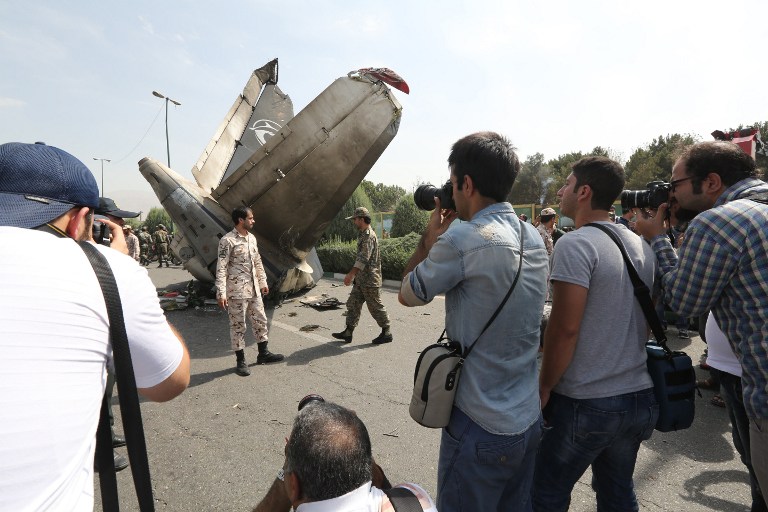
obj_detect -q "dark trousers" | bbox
[712,369,767,512]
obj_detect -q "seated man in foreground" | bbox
[253,400,436,512]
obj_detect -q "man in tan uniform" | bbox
[332,207,393,344]
[216,206,284,376]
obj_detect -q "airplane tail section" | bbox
[192,59,294,194]
[212,73,403,262]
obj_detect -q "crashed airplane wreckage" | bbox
[140,59,407,294]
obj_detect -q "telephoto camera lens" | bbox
[413,180,456,211]
[298,394,325,411]
[620,180,671,211]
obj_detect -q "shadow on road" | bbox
[680,469,750,512]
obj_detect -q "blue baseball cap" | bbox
[0,142,99,228]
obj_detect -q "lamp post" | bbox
[152,90,181,167]
[92,158,111,195]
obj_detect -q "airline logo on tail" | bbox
[249,119,282,145]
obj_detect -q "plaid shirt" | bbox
[651,178,768,419]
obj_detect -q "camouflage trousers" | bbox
[139,244,149,264]
[157,242,169,264]
[227,297,268,351]
[345,283,390,329]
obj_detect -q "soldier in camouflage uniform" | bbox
[216,206,284,376]
[138,226,152,265]
[332,207,393,344]
[153,224,170,267]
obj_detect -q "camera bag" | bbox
[409,219,525,428]
[586,223,696,432]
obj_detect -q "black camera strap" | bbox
[384,487,424,512]
[79,242,155,511]
[440,218,525,360]
[584,223,671,355]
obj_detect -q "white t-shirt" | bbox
[295,481,437,512]
[0,227,184,511]
[705,312,741,377]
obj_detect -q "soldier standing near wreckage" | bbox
[333,207,393,344]
[216,206,283,376]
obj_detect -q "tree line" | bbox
[509,121,768,207]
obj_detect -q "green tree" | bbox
[390,192,430,238]
[624,134,698,190]
[361,180,407,212]
[508,153,557,206]
[124,218,143,230]
[144,207,174,233]
[323,185,374,242]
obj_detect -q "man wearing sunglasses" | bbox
[635,140,768,505]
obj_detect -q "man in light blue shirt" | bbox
[399,131,549,512]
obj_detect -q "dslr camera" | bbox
[413,180,456,211]
[621,180,671,210]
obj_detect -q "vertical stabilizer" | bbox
[224,83,293,183]
[191,59,287,194]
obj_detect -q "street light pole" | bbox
[152,90,181,168]
[92,158,111,195]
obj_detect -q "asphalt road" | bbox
[97,266,753,511]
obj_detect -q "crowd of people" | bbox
[1,132,767,511]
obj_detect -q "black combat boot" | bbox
[372,327,393,345]
[332,326,354,343]
[256,342,284,364]
[235,349,250,376]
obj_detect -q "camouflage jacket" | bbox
[154,229,169,245]
[138,231,152,247]
[126,233,140,261]
[353,226,382,287]
[536,223,553,256]
[215,228,268,299]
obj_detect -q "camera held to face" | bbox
[621,180,671,211]
[413,180,456,211]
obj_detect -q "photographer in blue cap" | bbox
[0,142,190,510]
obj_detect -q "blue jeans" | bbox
[438,406,541,512]
[533,389,658,512]
[713,369,768,512]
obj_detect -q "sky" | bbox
[2,0,766,216]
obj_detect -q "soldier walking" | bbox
[138,226,152,265]
[154,223,170,267]
[333,207,393,344]
[216,206,283,376]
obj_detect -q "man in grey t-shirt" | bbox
[533,156,659,512]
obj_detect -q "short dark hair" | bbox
[571,156,625,211]
[231,206,251,225]
[361,216,371,225]
[285,401,372,502]
[448,132,520,201]
[679,141,758,191]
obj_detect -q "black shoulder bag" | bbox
[409,219,525,428]
[79,242,156,511]
[586,223,696,432]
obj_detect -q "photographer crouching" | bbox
[253,397,436,512]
